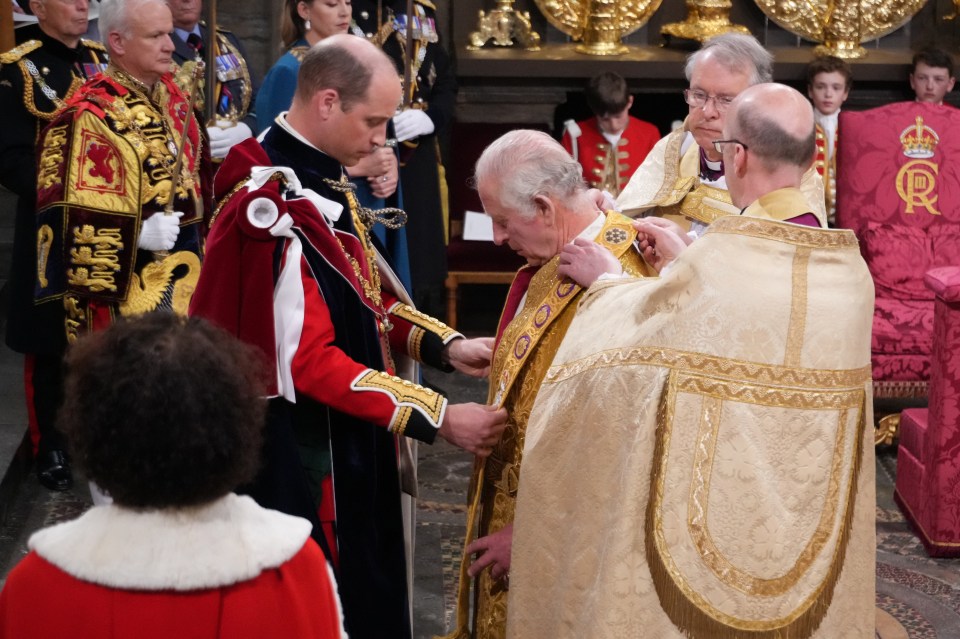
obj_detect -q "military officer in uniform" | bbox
[168,0,258,160]
[0,0,108,491]
[354,0,456,320]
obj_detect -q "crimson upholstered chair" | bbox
[837,102,960,443]
[444,123,532,329]
[895,266,960,557]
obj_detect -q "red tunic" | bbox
[562,116,660,196]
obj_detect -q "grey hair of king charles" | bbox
[474,129,586,219]
[100,0,163,39]
[685,33,774,86]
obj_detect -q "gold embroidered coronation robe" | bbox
[616,127,827,232]
[508,215,876,639]
[444,212,652,639]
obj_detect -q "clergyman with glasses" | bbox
[616,33,827,239]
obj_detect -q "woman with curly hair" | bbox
[0,313,346,638]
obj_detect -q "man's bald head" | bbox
[295,33,398,111]
[727,83,815,172]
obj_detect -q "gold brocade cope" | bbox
[752,0,927,59]
[506,216,877,639]
[617,129,828,229]
[532,0,663,55]
[440,211,651,639]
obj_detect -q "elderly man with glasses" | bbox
[616,33,826,239]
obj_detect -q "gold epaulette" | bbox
[197,20,232,35]
[289,46,309,62]
[0,40,42,65]
[80,38,106,52]
[415,0,437,9]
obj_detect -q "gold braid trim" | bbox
[0,40,41,64]
[545,346,872,389]
[351,369,445,429]
[389,302,459,344]
[707,216,859,249]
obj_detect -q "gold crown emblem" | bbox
[900,116,939,159]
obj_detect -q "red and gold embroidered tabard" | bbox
[34,67,211,342]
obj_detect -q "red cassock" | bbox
[561,116,660,196]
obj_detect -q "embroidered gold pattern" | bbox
[98,66,201,206]
[545,345,872,388]
[37,124,68,189]
[408,326,426,361]
[785,246,811,367]
[352,370,444,428]
[393,406,412,438]
[707,215,859,249]
[66,226,124,293]
[390,302,458,343]
[63,294,84,344]
[491,212,647,407]
[118,250,201,316]
[37,225,53,288]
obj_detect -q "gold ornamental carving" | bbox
[533,0,664,55]
[753,0,928,59]
[468,0,542,50]
[660,0,750,43]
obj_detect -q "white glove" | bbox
[206,120,252,159]
[393,109,435,142]
[138,211,183,251]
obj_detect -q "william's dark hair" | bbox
[585,72,630,116]
[735,104,815,171]
[296,40,371,110]
[60,313,268,508]
[806,56,852,89]
[912,47,955,77]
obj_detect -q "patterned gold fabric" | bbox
[507,216,876,639]
[443,212,651,639]
[616,127,828,230]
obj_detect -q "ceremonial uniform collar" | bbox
[269,115,344,179]
[105,63,160,101]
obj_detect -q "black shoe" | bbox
[37,450,73,491]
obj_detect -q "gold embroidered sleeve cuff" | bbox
[388,302,463,371]
[351,370,446,443]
